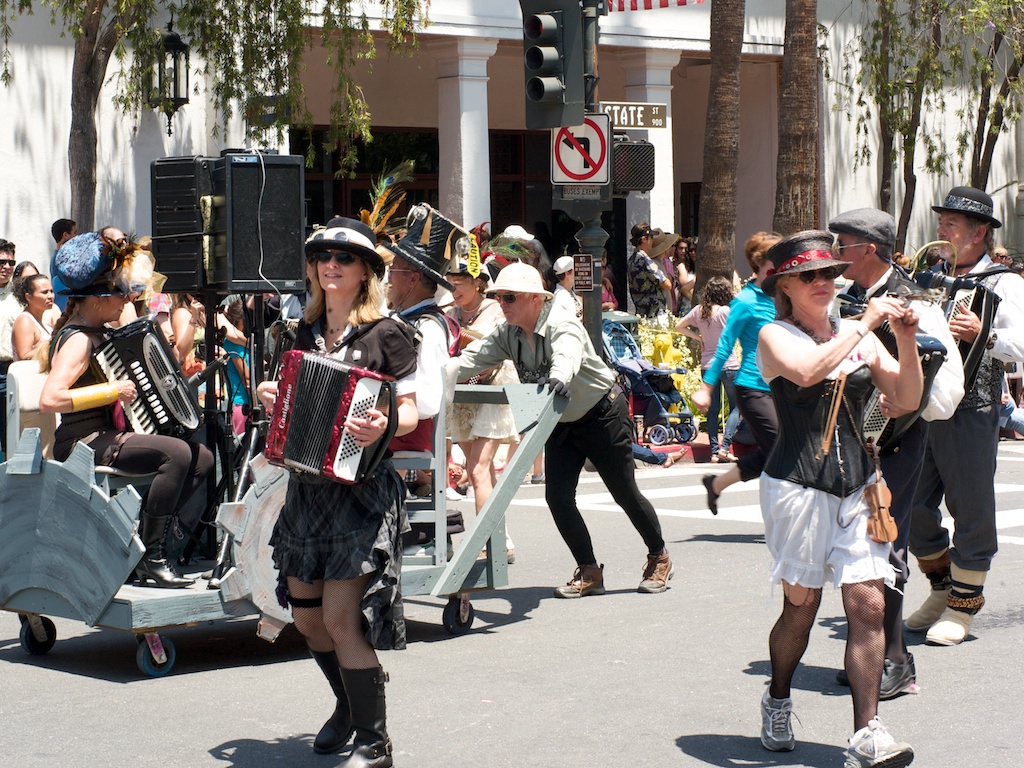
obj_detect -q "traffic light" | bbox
[519,1,585,130]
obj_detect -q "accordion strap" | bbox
[313,317,389,356]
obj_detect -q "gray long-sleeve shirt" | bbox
[457,301,614,423]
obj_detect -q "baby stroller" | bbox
[602,320,698,445]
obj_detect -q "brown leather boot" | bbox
[553,563,605,598]
[638,552,674,593]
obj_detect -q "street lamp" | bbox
[149,20,190,136]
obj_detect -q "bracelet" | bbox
[853,322,869,340]
[70,382,120,412]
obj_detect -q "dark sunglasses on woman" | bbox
[308,250,357,265]
[798,267,840,283]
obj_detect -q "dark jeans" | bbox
[734,385,778,482]
[0,369,7,457]
[706,367,740,454]
[546,392,665,566]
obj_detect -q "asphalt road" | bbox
[3,442,1024,767]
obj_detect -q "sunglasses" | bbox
[308,250,357,265]
[494,293,519,305]
[797,267,841,283]
[0,259,15,267]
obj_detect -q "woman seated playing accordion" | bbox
[256,218,419,768]
[40,228,214,589]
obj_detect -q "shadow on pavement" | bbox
[741,661,851,698]
[0,615,310,682]
[675,733,846,767]
[210,735,320,767]
[677,532,766,546]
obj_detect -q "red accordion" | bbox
[265,350,398,484]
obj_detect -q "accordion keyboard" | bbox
[94,320,201,436]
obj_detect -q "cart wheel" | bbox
[677,422,698,444]
[136,636,176,677]
[647,424,671,446]
[442,596,475,635]
[19,616,57,656]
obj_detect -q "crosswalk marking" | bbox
[512,473,1024,545]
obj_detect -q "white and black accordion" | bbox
[861,331,947,453]
[943,281,1000,391]
[94,317,201,437]
[915,269,1002,391]
[265,350,398,484]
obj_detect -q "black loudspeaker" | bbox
[208,152,306,292]
[613,140,656,196]
[150,156,213,293]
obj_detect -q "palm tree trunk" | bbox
[696,0,746,292]
[773,0,819,234]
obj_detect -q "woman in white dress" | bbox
[447,256,520,559]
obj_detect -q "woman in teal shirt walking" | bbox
[691,231,781,514]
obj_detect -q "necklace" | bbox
[787,315,836,345]
[458,297,486,327]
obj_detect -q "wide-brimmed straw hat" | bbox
[761,230,850,297]
[649,231,678,259]
[485,262,552,299]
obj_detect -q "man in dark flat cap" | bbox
[905,187,1024,646]
[829,208,964,696]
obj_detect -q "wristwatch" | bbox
[986,331,998,350]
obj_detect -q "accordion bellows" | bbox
[266,350,398,484]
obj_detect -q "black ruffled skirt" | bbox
[270,461,409,650]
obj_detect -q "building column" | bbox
[618,50,682,234]
[431,38,499,229]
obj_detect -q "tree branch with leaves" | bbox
[1,0,426,229]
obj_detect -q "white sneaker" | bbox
[843,717,914,768]
[759,689,795,752]
[445,487,465,502]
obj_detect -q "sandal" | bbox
[702,474,720,516]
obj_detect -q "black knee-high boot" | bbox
[336,667,393,768]
[310,650,355,754]
[135,512,194,588]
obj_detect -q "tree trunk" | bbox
[68,1,135,231]
[895,1,941,254]
[876,3,894,213]
[695,0,746,293]
[772,0,819,234]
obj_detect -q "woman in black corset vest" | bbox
[753,231,922,768]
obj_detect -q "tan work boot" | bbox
[927,564,986,646]
[637,552,674,593]
[554,563,606,598]
[905,550,951,632]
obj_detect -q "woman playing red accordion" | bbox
[257,218,418,768]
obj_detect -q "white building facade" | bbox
[1,1,1021,273]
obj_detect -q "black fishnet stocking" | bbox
[288,575,379,669]
[842,579,886,730]
[768,587,822,699]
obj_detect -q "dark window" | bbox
[290,128,440,230]
[678,181,701,237]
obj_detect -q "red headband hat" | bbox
[761,230,850,297]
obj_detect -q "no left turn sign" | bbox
[551,114,611,185]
